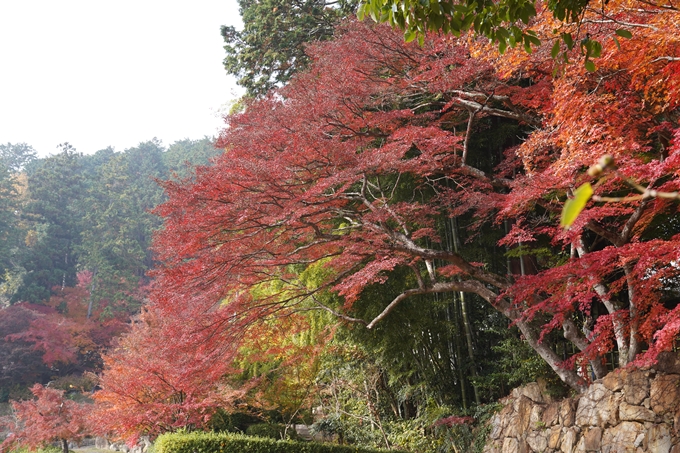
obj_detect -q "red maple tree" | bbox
[5,281,129,376]
[148,6,679,394]
[1,384,88,453]
[90,306,245,443]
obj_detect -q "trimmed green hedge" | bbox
[155,431,392,453]
[245,423,299,441]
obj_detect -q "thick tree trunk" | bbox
[515,318,587,393]
[494,289,588,393]
[594,284,629,367]
[576,239,630,368]
[61,438,69,453]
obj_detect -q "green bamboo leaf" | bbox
[561,183,593,228]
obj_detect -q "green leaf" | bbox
[527,34,541,46]
[590,40,602,58]
[430,12,444,30]
[519,7,531,24]
[497,27,510,40]
[585,60,596,72]
[404,28,417,42]
[560,183,593,228]
[511,25,523,39]
[562,32,574,50]
[357,3,366,20]
[395,12,406,28]
[525,3,537,18]
[461,13,475,30]
[499,38,508,54]
[473,15,482,30]
[615,29,633,39]
[613,36,621,49]
[551,40,561,58]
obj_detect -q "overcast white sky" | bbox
[0,1,243,157]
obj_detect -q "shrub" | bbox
[155,431,392,453]
[245,423,298,441]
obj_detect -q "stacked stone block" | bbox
[484,353,680,453]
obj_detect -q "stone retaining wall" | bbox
[484,353,680,453]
